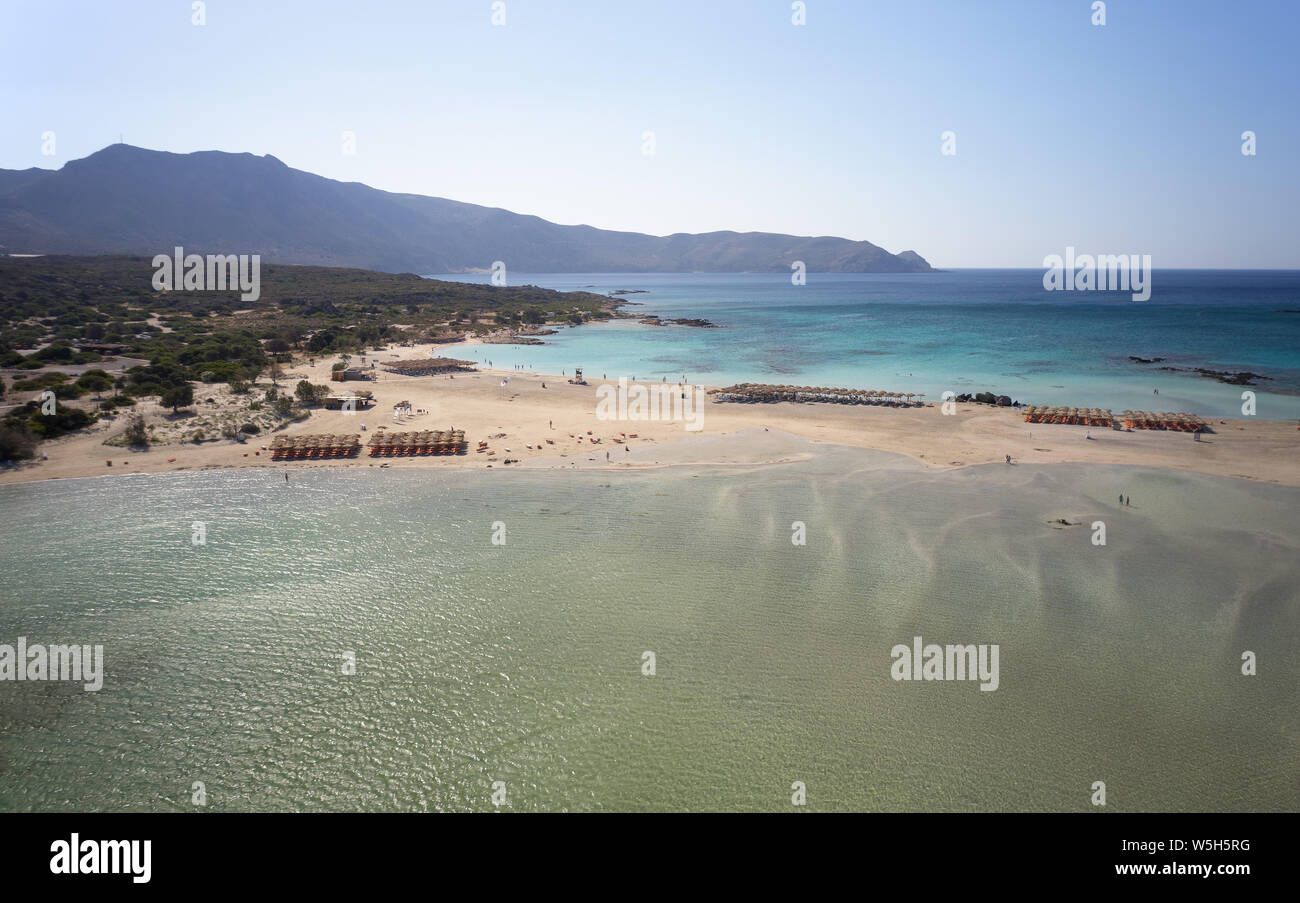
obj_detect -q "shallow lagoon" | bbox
[1,448,1296,811]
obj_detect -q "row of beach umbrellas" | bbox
[1021,406,1113,425]
[269,434,362,459]
[1119,411,1208,431]
[366,429,467,455]
[708,384,925,405]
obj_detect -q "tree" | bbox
[295,380,327,406]
[161,384,194,413]
[307,330,335,353]
[0,424,36,461]
[123,413,149,447]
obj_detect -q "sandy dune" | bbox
[5,344,1298,487]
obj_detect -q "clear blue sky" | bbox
[2,0,1297,267]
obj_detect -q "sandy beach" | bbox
[4,341,1298,487]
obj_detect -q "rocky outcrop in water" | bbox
[1192,368,1270,386]
[638,315,718,328]
[1130,355,1271,387]
[482,334,545,345]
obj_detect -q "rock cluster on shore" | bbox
[954,392,1020,407]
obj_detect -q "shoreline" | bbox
[4,341,1299,489]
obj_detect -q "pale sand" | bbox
[4,342,1299,487]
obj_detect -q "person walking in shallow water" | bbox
[285,473,289,483]
[1005,454,1011,465]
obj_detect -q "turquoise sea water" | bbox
[1,452,1296,812]
[434,270,1300,420]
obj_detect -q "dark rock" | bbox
[1193,368,1270,386]
[1141,361,1271,387]
[640,316,718,328]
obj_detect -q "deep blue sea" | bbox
[432,270,1300,420]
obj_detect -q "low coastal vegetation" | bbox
[0,255,620,459]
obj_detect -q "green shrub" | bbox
[17,402,95,439]
[122,413,149,447]
[11,372,70,391]
[76,369,115,394]
[0,424,37,461]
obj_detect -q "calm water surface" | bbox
[1,451,1295,811]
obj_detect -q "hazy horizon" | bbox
[3,0,1298,269]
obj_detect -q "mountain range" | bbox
[0,144,932,275]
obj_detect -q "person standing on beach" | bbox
[1118,493,1123,505]
[1125,496,1130,506]
[1005,454,1011,464]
